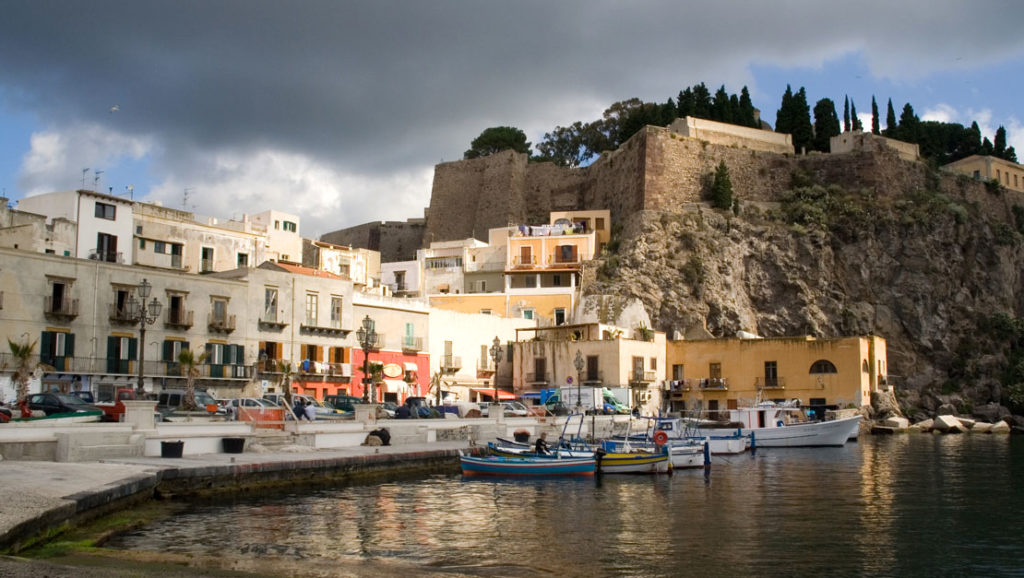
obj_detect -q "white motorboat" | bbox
[719,402,862,448]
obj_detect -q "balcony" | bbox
[259,314,288,331]
[88,249,123,264]
[510,255,538,269]
[44,297,79,320]
[631,370,658,384]
[755,376,786,390]
[165,309,194,329]
[478,358,496,372]
[108,303,136,324]
[328,363,352,378]
[440,355,462,373]
[200,258,214,273]
[299,320,348,336]
[583,371,604,386]
[402,336,423,351]
[208,313,236,333]
[699,378,729,390]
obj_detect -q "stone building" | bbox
[942,154,1024,193]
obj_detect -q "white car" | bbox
[481,401,530,417]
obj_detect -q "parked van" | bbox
[323,394,363,413]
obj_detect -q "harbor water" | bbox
[107,435,1024,577]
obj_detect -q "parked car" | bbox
[293,394,347,416]
[27,392,101,416]
[324,394,363,413]
[380,401,398,418]
[156,389,226,415]
[70,390,96,403]
[480,401,531,417]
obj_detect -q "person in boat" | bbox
[534,432,551,455]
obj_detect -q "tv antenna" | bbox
[81,168,90,189]
[183,187,195,211]
[126,184,134,200]
[93,170,104,190]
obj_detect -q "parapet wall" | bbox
[668,116,793,154]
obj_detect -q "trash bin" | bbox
[161,440,184,458]
[222,437,245,454]
[513,430,530,443]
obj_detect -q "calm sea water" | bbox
[108,435,1024,577]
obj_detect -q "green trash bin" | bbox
[161,440,184,458]
[222,437,245,454]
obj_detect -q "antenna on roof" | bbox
[183,187,194,211]
[126,184,134,200]
[93,170,104,190]
[81,168,90,189]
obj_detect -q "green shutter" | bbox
[128,338,138,361]
[163,340,173,361]
[106,336,119,373]
[40,331,53,364]
[65,333,74,357]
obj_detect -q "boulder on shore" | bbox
[883,417,909,429]
[972,422,993,434]
[990,421,1011,434]
[932,414,967,433]
[915,418,934,431]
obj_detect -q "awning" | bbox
[403,362,418,371]
[383,379,407,393]
[470,387,516,400]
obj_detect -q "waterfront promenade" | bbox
[0,440,475,555]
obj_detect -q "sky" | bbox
[1,1,1023,238]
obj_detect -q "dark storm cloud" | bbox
[2,0,1023,229]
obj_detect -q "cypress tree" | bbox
[677,88,694,118]
[692,83,711,119]
[739,86,757,127]
[851,100,862,131]
[898,103,919,142]
[812,98,841,152]
[791,87,814,154]
[995,126,1008,159]
[871,96,880,134]
[775,85,794,136]
[885,99,897,136]
[710,161,733,210]
[843,96,851,132]
[712,85,731,122]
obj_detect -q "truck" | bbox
[95,387,137,422]
[541,387,630,415]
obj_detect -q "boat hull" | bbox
[489,442,670,473]
[741,415,862,447]
[460,453,595,477]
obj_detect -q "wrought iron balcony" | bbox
[402,336,423,351]
[165,309,194,329]
[208,313,236,333]
[699,378,729,390]
[109,303,136,323]
[526,372,550,384]
[44,297,79,319]
[755,376,786,389]
[440,355,462,373]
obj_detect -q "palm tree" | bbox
[6,338,46,404]
[178,349,208,411]
[368,361,384,403]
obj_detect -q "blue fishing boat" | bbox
[459,451,596,477]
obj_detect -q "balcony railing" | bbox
[88,249,123,263]
[208,313,236,332]
[0,352,250,379]
[477,358,496,372]
[755,376,786,389]
[583,371,604,385]
[549,254,582,266]
[108,303,135,323]
[165,309,194,329]
[200,258,214,273]
[511,255,537,268]
[699,378,729,390]
[402,336,423,351]
[526,372,550,384]
[440,355,462,373]
[631,370,658,383]
[44,297,79,319]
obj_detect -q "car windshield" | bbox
[194,392,217,405]
[53,393,89,405]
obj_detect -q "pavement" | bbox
[0,440,476,554]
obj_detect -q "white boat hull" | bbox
[741,415,862,447]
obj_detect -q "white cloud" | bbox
[921,104,958,123]
[18,124,152,195]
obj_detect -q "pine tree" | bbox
[677,88,694,118]
[871,96,880,134]
[843,96,851,132]
[710,161,733,210]
[995,126,1008,158]
[775,85,794,136]
[897,103,919,142]
[885,99,896,136]
[812,98,841,152]
[692,83,711,119]
[712,85,731,122]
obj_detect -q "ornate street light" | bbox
[129,279,162,394]
[573,349,584,413]
[356,315,377,403]
[489,336,503,403]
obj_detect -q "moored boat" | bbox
[704,402,862,447]
[488,441,671,474]
[459,451,596,477]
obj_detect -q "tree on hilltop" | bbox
[843,96,851,132]
[710,161,733,210]
[871,96,880,135]
[885,99,896,136]
[464,126,532,159]
[851,100,863,131]
[813,98,841,152]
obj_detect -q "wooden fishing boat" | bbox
[488,441,671,474]
[459,451,596,477]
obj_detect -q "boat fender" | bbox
[653,431,669,446]
[777,420,785,427]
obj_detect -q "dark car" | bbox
[27,392,101,416]
[71,390,96,403]
[324,394,363,413]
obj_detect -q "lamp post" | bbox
[489,336,503,403]
[573,349,584,414]
[356,315,377,403]
[129,279,162,394]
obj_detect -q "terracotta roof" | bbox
[271,261,347,280]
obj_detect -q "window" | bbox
[554,308,566,325]
[212,298,228,323]
[586,355,599,382]
[809,359,838,374]
[523,308,534,320]
[95,202,116,220]
[394,271,406,291]
[557,245,577,263]
[672,364,684,380]
[305,293,318,326]
[764,361,778,387]
[553,274,562,287]
[162,340,187,362]
[237,253,249,267]
[533,358,547,381]
[96,232,117,262]
[263,288,278,322]
[106,336,136,373]
[709,363,722,379]
[331,296,343,328]
[136,225,143,234]
[525,276,537,288]
[274,220,280,229]
[650,357,657,370]
[632,356,645,380]
[480,309,492,315]
[283,221,297,232]
[595,217,605,231]
[973,170,981,179]
[40,331,74,370]
[479,280,486,292]
[139,238,146,249]
[152,241,166,254]
[519,246,532,265]
[201,247,214,272]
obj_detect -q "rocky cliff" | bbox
[585,176,1024,420]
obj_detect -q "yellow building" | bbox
[666,335,887,415]
[943,155,1024,193]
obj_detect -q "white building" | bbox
[17,190,135,264]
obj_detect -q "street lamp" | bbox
[573,349,584,413]
[489,336,503,403]
[129,279,162,394]
[356,315,377,403]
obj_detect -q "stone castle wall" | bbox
[424,126,1021,246]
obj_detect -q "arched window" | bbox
[809,359,837,374]
[862,360,870,373]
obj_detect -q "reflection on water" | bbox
[108,436,1024,577]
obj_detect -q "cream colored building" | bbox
[303,239,380,290]
[942,155,1024,193]
[133,202,269,273]
[16,190,135,264]
[0,198,76,256]
[250,209,303,264]
[665,335,887,415]
[669,116,793,154]
[830,131,920,162]
[510,322,666,414]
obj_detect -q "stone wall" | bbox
[321,219,425,263]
